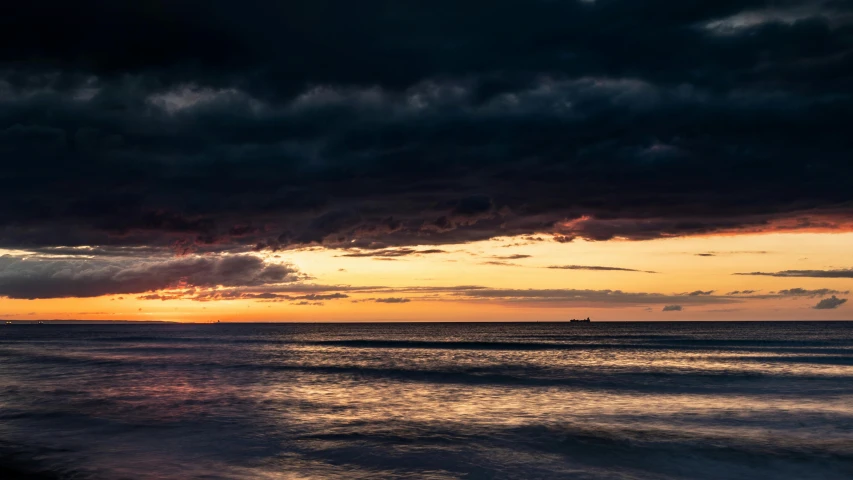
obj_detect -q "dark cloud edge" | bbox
[734,268,853,278]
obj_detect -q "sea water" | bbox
[1,322,852,479]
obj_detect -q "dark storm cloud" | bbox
[22,246,177,258]
[1,0,852,259]
[813,296,848,309]
[547,265,657,273]
[735,269,853,278]
[662,305,684,312]
[0,254,300,299]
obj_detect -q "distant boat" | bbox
[569,317,591,323]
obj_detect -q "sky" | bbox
[1,0,852,321]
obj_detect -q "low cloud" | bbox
[450,288,729,306]
[735,269,853,278]
[0,254,300,299]
[375,297,411,304]
[724,288,848,299]
[86,279,853,311]
[696,251,768,257]
[546,265,657,273]
[776,288,849,297]
[340,248,446,258]
[491,254,532,260]
[813,296,848,310]
[251,293,349,303]
[164,290,351,303]
[662,305,683,312]
[351,297,412,304]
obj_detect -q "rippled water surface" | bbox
[1,322,852,479]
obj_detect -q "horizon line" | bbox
[3,319,853,324]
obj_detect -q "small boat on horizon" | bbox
[569,317,591,323]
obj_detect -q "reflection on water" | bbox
[1,322,852,479]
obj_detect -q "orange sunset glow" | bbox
[4,232,851,322]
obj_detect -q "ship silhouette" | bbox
[569,317,591,323]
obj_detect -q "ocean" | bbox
[1,322,852,479]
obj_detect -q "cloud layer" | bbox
[0,254,299,299]
[2,1,853,305]
[0,0,851,255]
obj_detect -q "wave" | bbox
[287,421,853,480]
[304,339,606,350]
[0,442,76,480]
[5,355,850,397]
[0,458,62,480]
[301,339,853,356]
[3,323,853,479]
[647,338,853,347]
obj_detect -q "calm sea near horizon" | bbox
[1,322,852,479]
